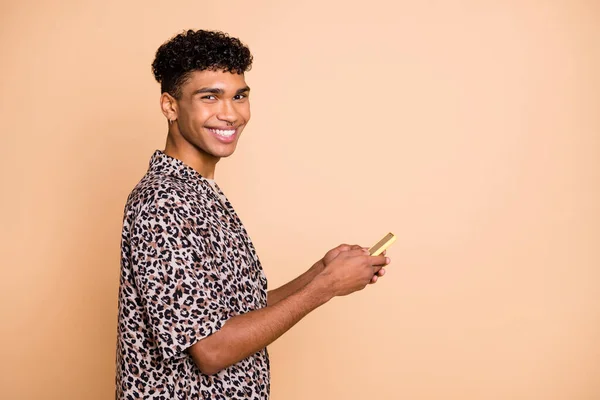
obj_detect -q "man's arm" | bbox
[266,260,324,306]
[190,273,330,375]
[187,249,389,375]
[266,244,368,306]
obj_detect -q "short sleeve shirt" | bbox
[116,150,270,399]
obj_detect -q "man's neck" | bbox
[164,134,219,179]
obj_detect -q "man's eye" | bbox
[234,94,247,100]
[202,95,216,100]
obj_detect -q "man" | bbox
[116,29,390,399]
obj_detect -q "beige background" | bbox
[1,1,599,399]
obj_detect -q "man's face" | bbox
[174,70,250,159]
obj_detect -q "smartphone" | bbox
[368,232,397,256]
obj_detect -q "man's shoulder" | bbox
[125,173,201,216]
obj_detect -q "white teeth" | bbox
[211,128,235,137]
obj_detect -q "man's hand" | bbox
[319,244,387,284]
[268,243,387,307]
[316,248,390,298]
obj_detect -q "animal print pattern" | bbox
[116,150,270,399]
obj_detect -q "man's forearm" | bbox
[266,260,324,306]
[188,275,332,375]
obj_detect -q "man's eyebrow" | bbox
[192,86,251,96]
[192,87,224,96]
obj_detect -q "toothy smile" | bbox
[208,128,236,137]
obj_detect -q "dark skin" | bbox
[160,69,389,375]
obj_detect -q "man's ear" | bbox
[160,92,178,122]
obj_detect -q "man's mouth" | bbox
[207,127,236,138]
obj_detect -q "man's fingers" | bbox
[371,265,383,274]
[369,255,389,266]
[338,249,390,263]
[335,244,351,252]
[370,268,386,284]
[335,244,362,253]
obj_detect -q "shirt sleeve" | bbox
[129,189,233,361]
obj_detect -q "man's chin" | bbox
[211,145,237,159]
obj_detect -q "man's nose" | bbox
[217,100,237,124]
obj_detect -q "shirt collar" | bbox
[147,150,211,187]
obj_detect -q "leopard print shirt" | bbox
[116,150,270,399]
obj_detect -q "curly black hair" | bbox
[151,29,253,98]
